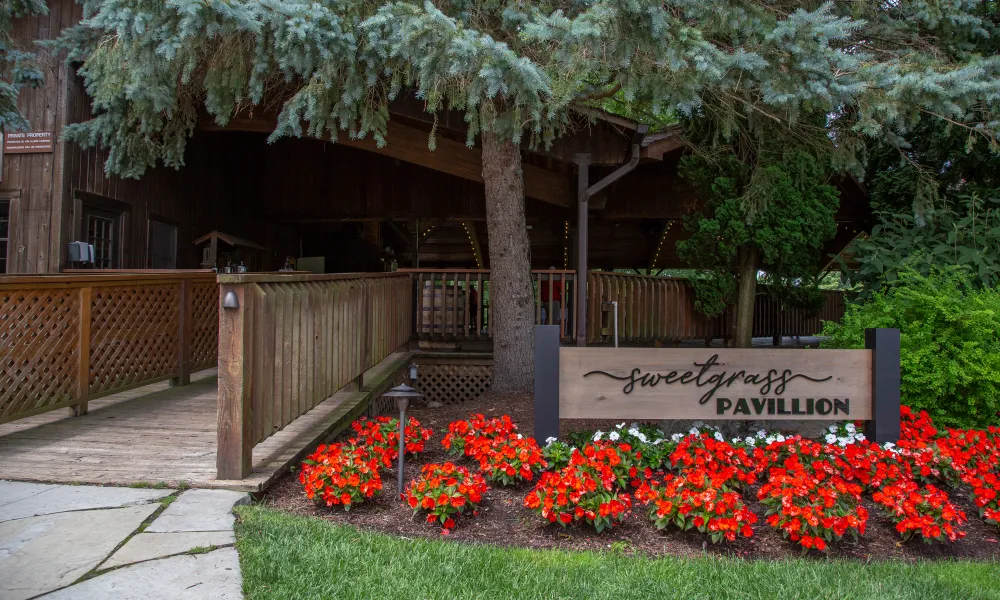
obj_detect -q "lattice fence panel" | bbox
[415,363,492,405]
[0,289,80,419]
[189,282,219,371]
[90,285,180,395]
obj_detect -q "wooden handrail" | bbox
[216,272,412,480]
[217,272,407,284]
[0,272,216,289]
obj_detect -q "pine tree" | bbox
[0,0,47,131]
[53,1,1000,383]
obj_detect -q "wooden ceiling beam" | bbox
[198,114,572,208]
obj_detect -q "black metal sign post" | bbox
[533,325,901,443]
[534,325,561,443]
[864,327,901,443]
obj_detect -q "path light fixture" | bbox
[382,384,424,498]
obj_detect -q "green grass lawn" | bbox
[235,505,1000,600]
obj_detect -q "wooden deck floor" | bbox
[0,354,407,491]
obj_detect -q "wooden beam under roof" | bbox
[198,114,572,208]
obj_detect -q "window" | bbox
[148,218,178,269]
[82,206,122,268]
[0,200,8,273]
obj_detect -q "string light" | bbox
[463,222,483,269]
[562,220,570,269]
[650,220,674,271]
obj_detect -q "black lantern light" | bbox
[381,384,424,497]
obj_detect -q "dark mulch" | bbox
[262,392,1000,562]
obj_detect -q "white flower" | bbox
[689,427,700,435]
[609,431,621,441]
[845,423,856,433]
[757,430,767,439]
[617,422,626,429]
[713,432,724,442]
[593,431,603,442]
[545,436,558,446]
[516,433,523,439]
[671,433,684,443]
[628,428,640,436]
[636,433,648,443]
[825,434,837,444]
[854,433,866,442]
[776,434,786,443]
[732,438,741,445]
[837,437,850,446]
[745,437,755,445]
[765,437,776,445]
[828,425,838,433]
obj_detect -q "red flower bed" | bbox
[475,435,548,485]
[572,442,641,490]
[871,480,967,542]
[669,434,761,486]
[349,415,432,467]
[524,465,632,532]
[635,468,757,543]
[405,462,488,534]
[299,443,382,510]
[441,414,517,459]
[757,449,868,552]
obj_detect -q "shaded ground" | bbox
[262,392,1000,562]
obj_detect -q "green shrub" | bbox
[821,267,1000,428]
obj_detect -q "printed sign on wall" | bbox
[4,131,55,154]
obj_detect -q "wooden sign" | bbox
[534,327,902,443]
[559,348,872,420]
[4,131,55,154]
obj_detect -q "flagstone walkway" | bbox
[0,481,247,599]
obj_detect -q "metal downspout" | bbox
[575,124,649,346]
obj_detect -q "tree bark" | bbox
[481,131,534,392]
[733,246,760,348]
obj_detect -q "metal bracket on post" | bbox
[864,328,901,443]
[534,325,561,443]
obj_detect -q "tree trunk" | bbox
[733,246,760,348]
[481,131,534,392]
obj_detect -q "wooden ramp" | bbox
[0,351,409,492]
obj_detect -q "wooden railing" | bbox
[399,269,579,344]
[0,272,219,424]
[216,272,412,479]
[587,272,727,343]
[587,272,844,345]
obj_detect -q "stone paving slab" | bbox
[0,503,160,600]
[102,531,236,569]
[145,489,249,533]
[43,547,243,600]
[0,481,58,507]
[0,481,173,523]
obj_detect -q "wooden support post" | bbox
[575,154,590,346]
[73,286,91,417]
[217,283,254,480]
[171,279,192,386]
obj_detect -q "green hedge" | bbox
[822,268,1000,428]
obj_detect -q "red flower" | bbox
[406,463,488,534]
